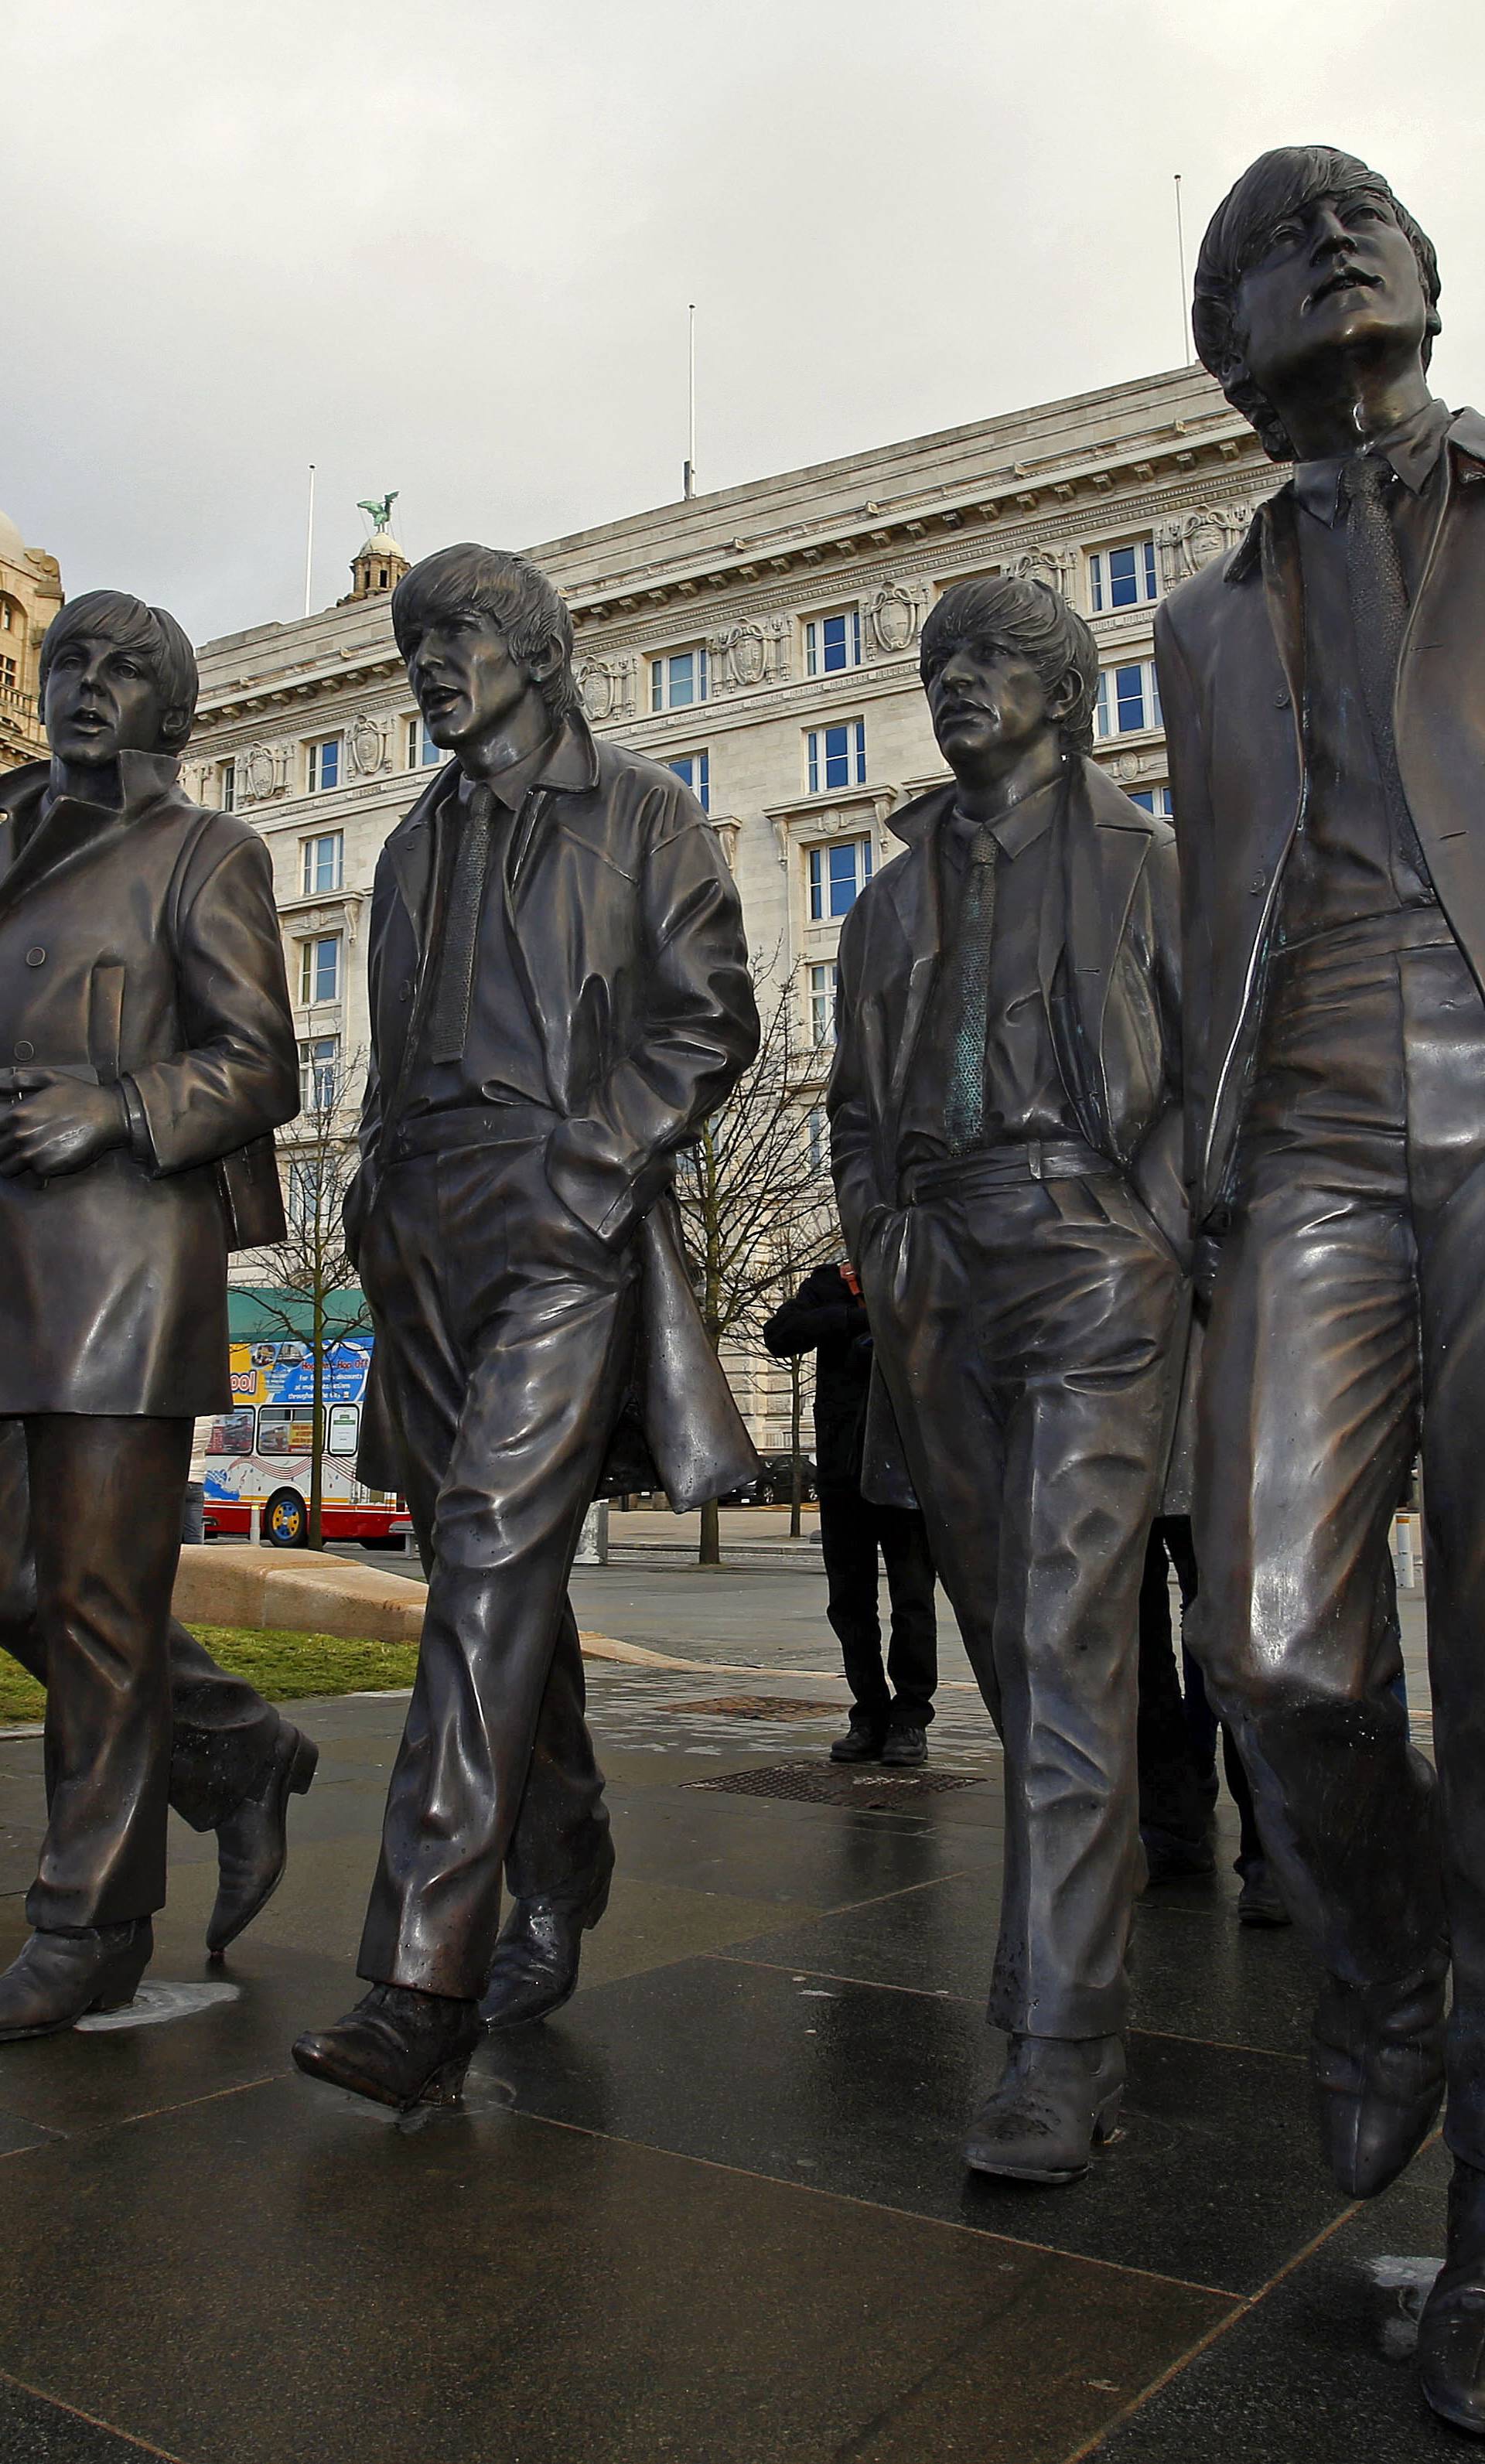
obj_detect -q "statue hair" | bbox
[921,575,1098,756]
[39,591,199,755]
[1193,145,1442,462]
[391,544,579,723]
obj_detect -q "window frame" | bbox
[298,1035,340,1114]
[807,835,874,923]
[808,961,839,1048]
[806,718,867,796]
[1095,661,1162,739]
[1088,538,1160,614]
[300,830,343,896]
[306,734,343,795]
[299,932,342,1008]
[650,643,709,713]
[406,715,442,770]
[666,749,710,813]
[803,606,863,677]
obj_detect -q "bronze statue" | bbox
[0,591,301,2039]
[828,575,1185,2182]
[1162,142,1485,2435]
[292,546,759,2111]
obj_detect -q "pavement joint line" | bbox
[500,2106,1249,2301]
[0,2367,186,2461]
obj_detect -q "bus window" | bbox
[328,1404,360,1455]
[258,1406,314,1459]
[207,1406,257,1457]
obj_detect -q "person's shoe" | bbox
[207,1720,319,1957]
[964,2033,1125,2184]
[0,1920,153,2043]
[292,1984,481,2112]
[880,1723,928,1769]
[1236,1858,1292,1929]
[830,1718,886,1764]
[480,1834,616,2031]
[1312,1951,1448,2197]
[1141,1824,1217,1883]
[1419,2159,1485,2435]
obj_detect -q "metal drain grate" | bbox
[661,1695,835,1720]
[686,1759,986,1807]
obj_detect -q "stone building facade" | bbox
[0,507,63,773]
[188,365,1277,1447]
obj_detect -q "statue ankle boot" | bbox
[481,1833,616,2031]
[0,1919,153,2043]
[292,1984,482,2112]
[964,2032,1125,2184]
[1419,2159,1485,2435]
[1312,1948,1448,2198]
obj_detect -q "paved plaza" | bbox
[0,1543,1448,2463]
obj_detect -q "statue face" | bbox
[925,635,1055,775]
[43,631,166,768]
[405,607,545,753]
[1232,189,1430,412]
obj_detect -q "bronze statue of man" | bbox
[293,546,759,2111]
[0,590,301,2039]
[829,575,1185,2182]
[1160,144,1485,2432]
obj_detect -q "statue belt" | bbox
[903,1137,1113,1205]
[385,1100,556,1163]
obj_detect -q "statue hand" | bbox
[0,1072,128,1178]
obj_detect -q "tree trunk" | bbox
[698,1494,721,1568]
[309,1291,324,1551]
[789,1359,804,1538]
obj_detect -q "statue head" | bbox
[38,590,198,768]
[1193,145,1441,462]
[391,544,578,759]
[920,575,1098,778]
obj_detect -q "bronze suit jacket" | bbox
[1155,405,1485,1230]
[351,715,761,1513]
[0,753,299,1415]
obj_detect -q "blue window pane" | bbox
[821,613,848,672]
[1128,790,1154,811]
[1142,538,1158,599]
[824,725,849,790]
[854,721,866,783]
[1108,545,1138,609]
[667,752,709,813]
[669,651,695,708]
[1115,667,1146,731]
[322,739,340,790]
[808,845,824,919]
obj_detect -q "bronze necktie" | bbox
[944,825,999,1157]
[427,783,495,1064]
[1343,453,1431,889]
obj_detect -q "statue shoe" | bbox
[0,1919,153,2043]
[480,1834,616,2032]
[1312,1951,1447,2198]
[207,1720,319,1957]
[964,2032,1125,2184]
[1420,2160,1485,2435]
[292,1985,482,2112]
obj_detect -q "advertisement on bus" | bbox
[194,1332,406,1548]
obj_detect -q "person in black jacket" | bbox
[764,1259,937,1765]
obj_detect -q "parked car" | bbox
[721,1452,818,1507]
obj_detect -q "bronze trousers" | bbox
[1193,917,1485,2159]
[356,1133,635,1999]
[862,1169,1181,2037]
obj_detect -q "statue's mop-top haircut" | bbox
[39,591,199,755]
[1193,145,1442,464]
[922,575,1100,757]
[392,544,579,723]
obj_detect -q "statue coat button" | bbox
[1274,691,1291,708]
[14,1042,33,1060]
[24,947,44,967]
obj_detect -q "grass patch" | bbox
[0,1623,421,1726]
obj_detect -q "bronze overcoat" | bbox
[0,753,299,1415]
[350,716,761,1511]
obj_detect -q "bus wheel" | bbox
[265,1488,309,1549]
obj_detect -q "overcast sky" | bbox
[2,0,1480,644]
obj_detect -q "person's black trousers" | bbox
[356,1128,633,2000]
[863,1167,1181,2039]
[22,1414,195,1931]
[0,1419,282,1835]
[817,1478,937,1729]
[1136,1515,1263,1870]
[1193,917,1485,2159]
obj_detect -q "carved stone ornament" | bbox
[715,622,767,690]
[869,583,918,654]
[1009,549,1067,598]
[1111,752,1145,783]
[243,745,278,804]
[349,713,384,777]
[579,660,616,722]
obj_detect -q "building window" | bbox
[299,1036,340,1114]
[807,720,866,795]
[301,830,343,896]
[808,836,873,922]
[219,760,236,814]
[299,933,341,1007]
[1089,539,1159,613]
[1127,785,1173,817]
[667,750,710,813]
[809,961,839,1047]
[286,1155,329,1227]
[306,735,342,794]
[804,609,862,676]
[0,654,15,691]
[650,645,708,712]
[406,716,442,769]
[1096,663,1162,739]
[0,601,12,630]
[807,1106,828,1175]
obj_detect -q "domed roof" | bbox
[0,507,28,570]
[362,527,405,558]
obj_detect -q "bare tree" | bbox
[674,960,841,1565]
[248,1046,371,1549]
